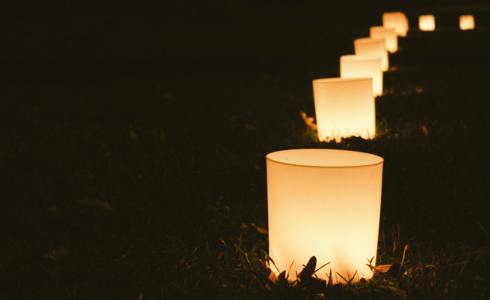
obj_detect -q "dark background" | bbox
[7,0,490,80]
[2,0,490,299]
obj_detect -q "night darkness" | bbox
[2,1,490,299]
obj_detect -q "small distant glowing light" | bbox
[312,77,375,142]
[266,148,384,283]
[340,55,383,97]
[354,38,389,71]
[370,26,398,53]
[419,15,436,31]
[382,12,409,37]
[459,15,475,31]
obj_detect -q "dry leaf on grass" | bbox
[300,111,317,131]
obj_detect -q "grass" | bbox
[2,1,490,299]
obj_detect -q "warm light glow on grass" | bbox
[267,149,384,283]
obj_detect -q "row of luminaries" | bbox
[420,14,475,31]
[316,12,475,142]
[265,12,475,284]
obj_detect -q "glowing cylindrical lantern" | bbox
[267,148,384,283]
[340,55,383,97]
[370,26,398,53]
[382,12,409,37]
[354,38,389,71]
[312,78,375,142]
[459,15,475,31]
[419,15,436,31]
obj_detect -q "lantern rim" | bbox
[383,11,404,15]
[312,77,372,84]
[266,149,383,168]
[370,26,396,33]
[340,54,382,62]
[354,37,385,45]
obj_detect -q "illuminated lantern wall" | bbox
[354,38,389,71]
[370,26,398,53]
[460,15,475,31]
[312,78,375,142]
[382,12,409,37]
[267,149,384,283]
[340,55,383,97]
[419,15,436,31]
